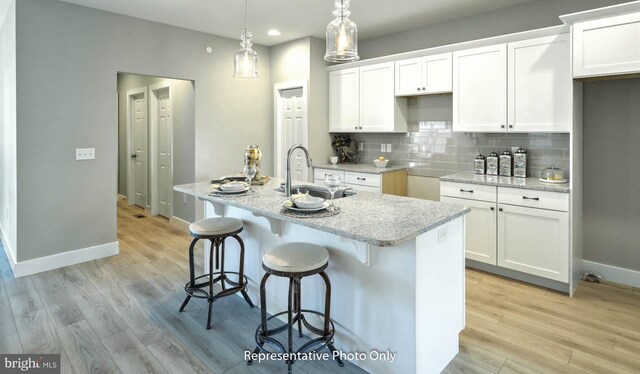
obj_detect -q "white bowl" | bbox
[293,195,325,209]
[219,182,248,191]
[373,159,389,168]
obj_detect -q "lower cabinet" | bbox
[315,168,407,196]
[497,204,569,282]
[441,196,497,265]
[441,181,569,283]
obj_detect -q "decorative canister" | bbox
[513,148,527,178]
[499,150,513,177]
[487,152,499,176]
[244,145,262,179]
[474,154,486,175]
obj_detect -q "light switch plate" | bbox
[76,148,95,160]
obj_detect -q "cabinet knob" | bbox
[501,125,505,129]
[422,87,426,90]
[509,125,514,129]
[417,87,421,91]
[355,126,358,129]
[490,207,495,211]
[499,208,503,212]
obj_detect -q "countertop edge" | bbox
[175,185,469,247]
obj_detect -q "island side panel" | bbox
[204,201,419,374]
[415,216,465,374]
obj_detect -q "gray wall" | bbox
[270,36,331,178]
[358,0,629,59]
[116,73,196,223]
[0,0,16,261]
[583,78,640,272]
[352,95,570,178]
[15,0,271,262]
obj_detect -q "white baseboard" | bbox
[0,224,17,274]
[12,241,119,278]
[169,216,191,233]
[582,260,640,288]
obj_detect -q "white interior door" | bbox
[156,88,172,218]
[131,92,148,208]
[274,83,308,182]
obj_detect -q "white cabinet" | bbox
[329,68,360,132]
[508,34,572,132]
[440,181,570,284]
[441,196,497,265]
[359,62,408,133]
[497,204,569,282]
[395,53,452,96]
[453,44,507,132]
[329,63,407,133]
[572,12,640,78]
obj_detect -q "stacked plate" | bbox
[288,195,329,212]
[210,181,250,195]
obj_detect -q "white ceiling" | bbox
[58,0,533,46]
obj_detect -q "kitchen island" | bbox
[175,179,469,374]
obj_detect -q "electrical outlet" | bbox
[76,148,95,160]
[387,144,393,152]
[358,142,364,151]
[380,144,386,152]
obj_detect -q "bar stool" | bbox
[179,217,254,329]
[248,242,344,373]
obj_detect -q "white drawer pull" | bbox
[522,196,540,201]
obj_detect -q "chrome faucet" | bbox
[285,144,313,197]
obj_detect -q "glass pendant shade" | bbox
[233,29,258,78]
[325,0,359,62]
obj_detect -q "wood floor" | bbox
[0,200,638,374]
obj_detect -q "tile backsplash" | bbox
[347,96,570,178]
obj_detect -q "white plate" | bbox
[538,178,568,184]
[209,186,250,195]
[287,202,330,212]
[219,182,249,191]
[293,196,326,209]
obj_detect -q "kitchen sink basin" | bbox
[275,184,356,199]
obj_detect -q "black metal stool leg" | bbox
[320,271,344,367]
[295,278,303,338]
[234,234,255,308]
[179,237,199,312]
[287,277,294,374]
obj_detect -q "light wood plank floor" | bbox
[0,200,638,374]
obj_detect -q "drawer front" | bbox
[314,168,344,181]
[440,182,497,202]
[344,171,381,187]
[345,183,380,193]
[498,187,569,212]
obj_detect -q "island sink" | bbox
[274,184,356,200]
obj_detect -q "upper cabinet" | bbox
[453,35,571,133]
[508,34,571,133]
[329,68,360,132]
[395,53,452,96]
[329,62,407,133]
[453,44,507,133]
[572,11,640,78]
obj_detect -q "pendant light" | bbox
[233,0,258,78]
[324,0,359,63]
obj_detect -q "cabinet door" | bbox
[329,68,360,132]
[441,196,497,265]
[360,62,397,132]
[573,12,640,78]
[344,182,380,193]
[508,34,571,133]
[395,58,422,96]
[497,204,569,282]
[453,44,507,132]
[423,52,453,94]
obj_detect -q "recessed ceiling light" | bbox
[267,29,281,36]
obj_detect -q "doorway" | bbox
[118,73,195,224]
[274,81,308,181]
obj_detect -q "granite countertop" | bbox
[440,172,570,193]
[314,164,408,175]
[175,179,468,247]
